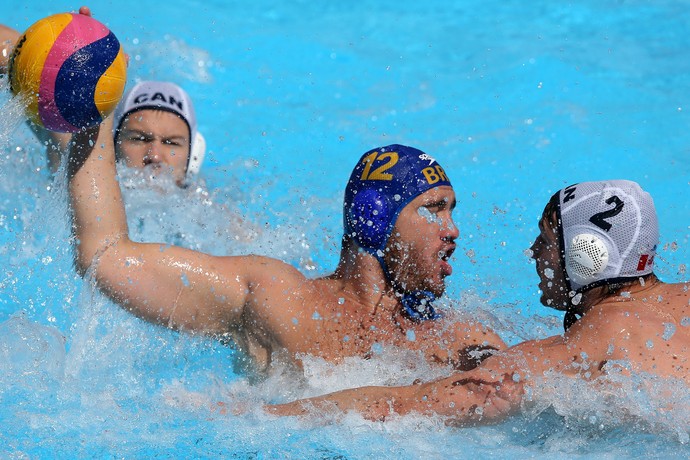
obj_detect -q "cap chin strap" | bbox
[186,132,206,176]
[563,310,582,331]
[401,290,441,321]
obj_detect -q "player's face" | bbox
[529,215,571,310]
[385,186,459,297]
[116,109,190,184]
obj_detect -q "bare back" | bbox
[478,280,690,386]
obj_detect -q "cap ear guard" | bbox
[346,189,390,250]
[186,132,205,175]
[565,232,610,287]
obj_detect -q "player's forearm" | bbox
[266,385,418,421]
[267,339,529,421]
[68,117,129,274]
[66,118,249,335]
[267,370,522,425]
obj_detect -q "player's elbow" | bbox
[73,242,94,276]
[73,234,128,277]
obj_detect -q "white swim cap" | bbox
[557,180,659,292]
[113,81,205,175]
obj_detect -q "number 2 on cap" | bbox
[360,151,399,181]
[589,195,624,232]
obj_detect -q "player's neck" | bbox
[333,247,399,312]
[587,274,662,309]
[611,274,661,300]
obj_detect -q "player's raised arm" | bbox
[67,116,262,335]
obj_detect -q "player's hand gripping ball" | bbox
[8,13,127,132]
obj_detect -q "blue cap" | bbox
[343,144,452,322]
[343,144,452,253]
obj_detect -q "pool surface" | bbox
[1,1,689,458]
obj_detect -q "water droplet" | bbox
[681,317,690,327]
[417,206,439,224]
[338,297,345,305]
[662,323,676,341]
[312,311,322,320]
[646,340,654,349]
[406,330,416,341]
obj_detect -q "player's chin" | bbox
[538,292,550,308]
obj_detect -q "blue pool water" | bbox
[1,0,689,458]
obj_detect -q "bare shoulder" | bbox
[584,281,689,333]
[569,282,690,380]
[566,285,689,358]
[216,253,322,313]
[657,281,690,308]
[229,254,305,282]
[565,303,645,351]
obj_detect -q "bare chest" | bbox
[293,313,457,364]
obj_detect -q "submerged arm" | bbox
[267,366,522,425]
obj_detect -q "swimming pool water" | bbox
[1,1,689,458]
